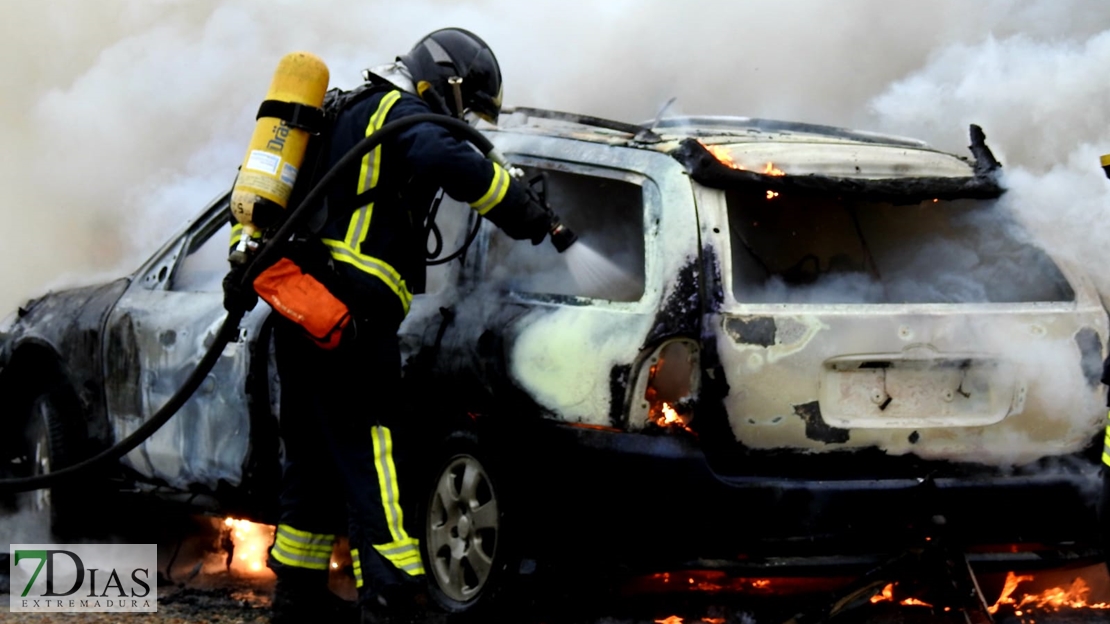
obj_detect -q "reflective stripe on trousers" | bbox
[1103,410,1110,467]
[269,524,335,571]
[366,425,425,584]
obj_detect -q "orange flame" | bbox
[662,402,681,425]
[989,571,1110,614]
[648,401,693,433]
[869,583,933,607]
[704,144,742,169]
[700,142,786,177]
[648,612,728,617]
[223,518,276,577]
[869,583,893,604]
[766,190,780,200]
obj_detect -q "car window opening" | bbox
[172,219,232,293]
[726,189,1075,304]
[485,168,645,301]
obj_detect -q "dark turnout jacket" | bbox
[317,86,548,325]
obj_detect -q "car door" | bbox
[103,195,269,490]
[456,134,698,428]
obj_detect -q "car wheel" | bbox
[422,430,518,615]
[18,384,91,538]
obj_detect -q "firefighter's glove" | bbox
[492,197,553,245]
[222,263,258,313]
[521,202,554,246]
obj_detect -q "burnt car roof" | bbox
[500,107,954,150]
[494,107,1004,203]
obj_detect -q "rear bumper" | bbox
[526,423,1105,567]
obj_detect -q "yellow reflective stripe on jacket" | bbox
[326,91,412,312]
[370,425,424,576]
[268,524,334,570]
[344,90,402,249]
[345,205,373,253]
[321,239,413,314]
[470,163,511,215]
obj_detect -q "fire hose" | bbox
[0,114,515,493]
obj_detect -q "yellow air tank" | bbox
[230,51,329,256]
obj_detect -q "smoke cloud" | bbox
[3,1,1110,312]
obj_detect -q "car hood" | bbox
[5,280,130,349]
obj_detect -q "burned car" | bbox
[1,108,1107,612]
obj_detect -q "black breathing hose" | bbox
[0,114,495,493]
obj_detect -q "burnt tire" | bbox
[421,429,520,616]
[18,383,93,538]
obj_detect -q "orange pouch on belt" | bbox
[253,257,351,349]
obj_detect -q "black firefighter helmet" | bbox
[400,28,503,123]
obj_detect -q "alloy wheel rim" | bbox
[427,454,499,602]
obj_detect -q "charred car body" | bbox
[2,108,1108,610]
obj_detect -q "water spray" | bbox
[509,165,578,254]
[510,168,643,297]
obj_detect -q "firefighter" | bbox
[226,29,559,624]
[1099,153,1110,571]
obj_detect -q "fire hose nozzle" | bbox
[550,221,577,253]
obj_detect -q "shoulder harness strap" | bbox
[256,100,326,134]
[291,83,398,233]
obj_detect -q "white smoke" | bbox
[870,28,1110,299]
[3,1,1110,313]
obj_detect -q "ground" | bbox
[3,544,1110,623]
[2,511,1108,624]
